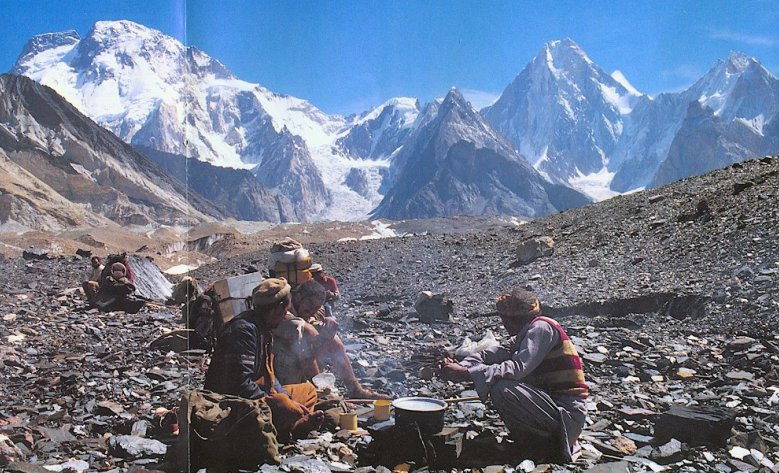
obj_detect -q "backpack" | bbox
[174,389,280,471]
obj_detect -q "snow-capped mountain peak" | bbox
[611,70,641,96]
[15,31,80,66]
[545,38,594,70]
[11,20,362,220]
[440,87,472,114]
[725,51,756,74]
[351,97,419,126]
[690,51,777,120]
[483,38,640,195]
[334,96,420,165]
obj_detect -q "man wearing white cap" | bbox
[310,263,339,318]
[205,278,325,442]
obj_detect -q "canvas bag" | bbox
[175,389,280,470]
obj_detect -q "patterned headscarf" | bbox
[496,287,541,318]
[111,262,126,276]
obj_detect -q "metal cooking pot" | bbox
[391,397,447,434]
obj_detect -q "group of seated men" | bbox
[88,251,589,462]
[181,264,384,441]
[81,254,144,313]
[201,265,589,462]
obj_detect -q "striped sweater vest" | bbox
[526,316,589,398]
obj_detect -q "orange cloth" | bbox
[263,382,318,442]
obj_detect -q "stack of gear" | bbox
[209,273,264,324]
[269,237,312,285]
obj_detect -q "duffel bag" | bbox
[174,389,280,470]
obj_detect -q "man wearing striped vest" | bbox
[439,287,588,463]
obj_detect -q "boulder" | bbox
[414,291,453,323]
[108,435,167,459]
[128,255,172,301]
[654,406,735,447]
[22,248,50,260]
[514,236,555,265]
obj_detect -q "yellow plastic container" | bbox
[274,268,312,285]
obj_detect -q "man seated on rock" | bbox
[205,278,325,443]
[170,277,222,351]
[439,287,588,463]
[171,276,199,311]
[273,279,388,400]
[310,263,339,316]
[91,262,145,313]
[82,255,104,301]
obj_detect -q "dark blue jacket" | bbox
[204,310,286,398]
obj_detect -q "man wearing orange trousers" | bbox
[204,278,325,442]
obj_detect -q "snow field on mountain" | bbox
[310,143,390,221]
[599,82,637,115]
[568,166,619,201]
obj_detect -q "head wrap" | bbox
[111,262,126,276]
[496,287,541,318]
[252,278,291,307]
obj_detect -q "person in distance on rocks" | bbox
[81,255,104,301]
[273,279,388,400]
[205,278,325,443]
[309,263,340,316]
[91,262,144,313]
[439,287,588,463]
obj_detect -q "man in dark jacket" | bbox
[204,278,324,443]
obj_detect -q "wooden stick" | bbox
[343,396,481,404]
[445,396,480,403]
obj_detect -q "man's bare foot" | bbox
[290,410,325,439]
[347,385,390,400]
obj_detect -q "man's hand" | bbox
[293,400,312,414]
[322,316,339,332]
[438,358,471,382]
[316,317,339,340]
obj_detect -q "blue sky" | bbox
[2,1,778,115]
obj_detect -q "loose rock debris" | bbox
[1,157,779,471]
[0,254,777,472]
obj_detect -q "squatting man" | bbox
[439,287,589,463]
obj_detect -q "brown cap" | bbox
[496,287,541,318]
[252,278,291,306]
[309,263,323,273]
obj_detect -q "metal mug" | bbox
[339,412,358,431]
[373,399,391,421]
